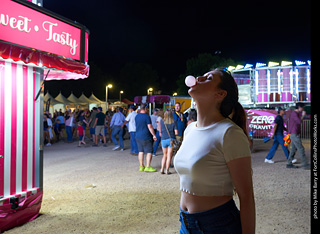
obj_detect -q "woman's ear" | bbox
[216,89,227,100]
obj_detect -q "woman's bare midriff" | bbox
[180,191,233,213]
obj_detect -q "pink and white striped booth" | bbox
[0,0,89,231]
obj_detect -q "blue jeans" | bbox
[266,134,289,160]
[130,132,139,154]
[111,126,124,148]
[153,130,161,154]
[179,199,241,234]
[287,134,308,166]
[66,126,73,142]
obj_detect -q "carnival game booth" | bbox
[134,95,171,114]
[227,61,311,148]
[0,0,89,231]
[229,60,311,108]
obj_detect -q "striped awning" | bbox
[0,41,89,80]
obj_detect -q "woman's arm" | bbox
[227,157,255,234]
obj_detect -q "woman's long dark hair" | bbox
[215,68,248,137]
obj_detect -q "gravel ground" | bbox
[5,137,311,234]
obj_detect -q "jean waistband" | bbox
[180,199,236,218]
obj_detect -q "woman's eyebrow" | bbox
[203,72,215,77]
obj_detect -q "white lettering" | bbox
[0,14,9,25]
[17,16,31,33]
[42,21,57,41]
[0,14,31,32]
[251,116,274,124]
[42,21,78,56]
[249,124,273,130]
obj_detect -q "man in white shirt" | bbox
[122,105,138,155]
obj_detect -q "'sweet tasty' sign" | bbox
[0,0,81,61]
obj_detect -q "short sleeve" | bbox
[274,115,281,124]
[146,115,152,125]
[223,126,251,163]
[174,122,178,130]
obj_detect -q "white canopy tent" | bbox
[44,92,107,113]
[44,92,65,113]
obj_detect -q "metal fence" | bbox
[300,119,311,139]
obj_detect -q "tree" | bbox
[177,53,238,95]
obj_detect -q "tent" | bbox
[78,93,92,103]
[55,92,76,111]
[121,98,134,105]
[67,92,82,104]
[88,93,103,104]
[79,93,99,110]
[109,101,128,111]
[44,92,65,114]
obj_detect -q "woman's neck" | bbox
[196,101,225,127]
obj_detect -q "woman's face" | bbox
[188,70,227,104]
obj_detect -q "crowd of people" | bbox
[43,103,197,173]
[43,101,309,173]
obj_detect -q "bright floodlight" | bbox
[295,60,306,66]
[268,61,279,67]
[227,66,235,71]
[281,61,292,66]
[244,64,253,69]
[256,62,266,68]
[235,65,244,70]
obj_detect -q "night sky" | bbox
[43,0,311,101]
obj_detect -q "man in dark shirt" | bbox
[265,107,289,163]
[287,103,310,169]
[135,103,157,172]
[93,107,107,146]
[173,102,187,142]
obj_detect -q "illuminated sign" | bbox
[0,0,88,62]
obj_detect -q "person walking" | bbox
[286,103,310,169]
[43,114,52,146]
[92,107,107,147]
[264,107,290,163]
[187,108,197,126]
[122,105,138,155]
[110,107,126,150]
[159,110,178,174]
[88,107,98,142]
[174,68,255,234]
[65,109,74,143]
[77,121,86,147]
[78,110,89,135]
[151,108,161,156]
[135,103,157,172]
[173,102,187,143]
[56,113,65,140]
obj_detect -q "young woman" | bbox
[174,68,255,233]
[159,110,178,174]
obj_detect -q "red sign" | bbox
[0,0,81,61]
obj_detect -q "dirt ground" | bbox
[5,137,311,234]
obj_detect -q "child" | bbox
[54,119,61,142]
[77,121,86,147]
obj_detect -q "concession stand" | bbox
[134,95,171,114]
[0,0,89,231]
